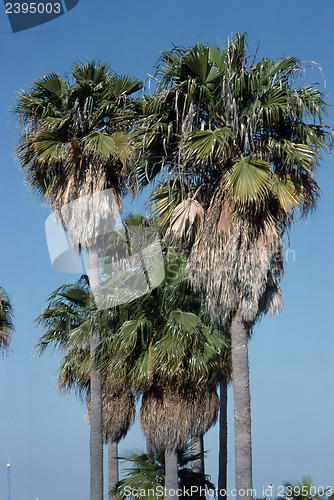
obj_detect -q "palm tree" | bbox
[35,275,135,500]
[133,35,331,499]
[59,357,136,500]
[104,251,228,498]
[14,60,142,500]
[0,287,14,354]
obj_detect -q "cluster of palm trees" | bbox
[34,247,228,498]
[12,32,331,500]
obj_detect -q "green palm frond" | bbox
[255,87,291,123]
[48,275,91,304]
[33,130,65,162]
[181,44,222,85]
[295,85,328,121]
[14,73,68,119]
[34,275,93,357]
[81,131,126,159]
[150,182,184,232]
[223,155,272,208]
[115,450,164,499]
[71,60,113,87]
[109,74,143,99]
[164,310,202,335]
[184,127,231,162]
[271,175,303,213]
[33,73,68,99]
[295,122,331,150]
[57,346,90,397]
[112,318,154,375]
[268,138,318,174]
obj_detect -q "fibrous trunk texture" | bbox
[89,247,103,500]
[164,449,178,500]
[191,434,204,475]
[231,310,253,500]
[218,377,228,500]
[108,440,119,500]
[140,386,218,453]
[146,437,154,461]
[102,386,135,443]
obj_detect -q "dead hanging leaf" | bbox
[168,198,204,244]
[217,200,233,236]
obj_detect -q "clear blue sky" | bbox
[0,1,333,499]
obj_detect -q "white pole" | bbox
[7,461,10,500]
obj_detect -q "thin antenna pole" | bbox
[7,461,10,500]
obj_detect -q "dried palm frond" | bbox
[188,192,284,326]
[55,186,121,253]
[189,383,219,437]
[167,197,204,248]
[87,383,135,443]
[101,387,135,442]
[140,384,219,452]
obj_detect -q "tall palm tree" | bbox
[14,60,142,500]
[133,35,331,499]
[0,287,14,354]
[35,275,135,500]
[104,251,228,498]
[59,356,136,500]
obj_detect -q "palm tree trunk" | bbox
[146,437,154,460]
[191,434,204,475]
[218,377,228,500]
[108,439,119,500]
[231,309,253,500]
[89,247,103,500]
[164,449,178,500]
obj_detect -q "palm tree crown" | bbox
[15,61,142,211]
[135,34,331,324]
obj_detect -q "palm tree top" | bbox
[133,34,332,327]
[14,60,142,214]
[136,34,331,222]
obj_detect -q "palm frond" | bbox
[223,155,272,208]
[184,127,231,162]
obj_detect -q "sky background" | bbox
[0,0,334,499]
